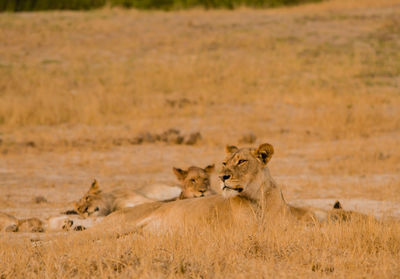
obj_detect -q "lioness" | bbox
[71,164,215,217]
[90,143,324,234]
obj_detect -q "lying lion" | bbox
[173,165,215,199]
[45,164,215,232]
[88,143,373,235]
[3,143,368,234]
[86,143,312,234]
[71,164,215,218]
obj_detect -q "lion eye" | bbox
[222,162,226,166]
[238,159,247,165]
[190,178,196,183]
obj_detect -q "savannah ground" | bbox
[1,0,400,277]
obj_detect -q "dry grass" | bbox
[0,0,399,136]
[0,0,400,277]
[1,218,400,278]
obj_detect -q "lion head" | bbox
[219,143,275,201]
[74,180,104,217]
[173,165,215,199]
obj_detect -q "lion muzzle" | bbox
[222,185,243,193]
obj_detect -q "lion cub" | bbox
[45,165,215,232]
[0,212,44,233]
[173,165,215,199]
[70,164,215,218]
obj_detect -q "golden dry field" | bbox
[1,0,400,277]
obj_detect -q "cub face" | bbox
[173,165,215,199]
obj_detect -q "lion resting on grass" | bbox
[71,164,215,218]
[89,143,372,235]
[45,164,215,232]
[88,143,324,234]
[173,165,215,199]
[71,180,158,218]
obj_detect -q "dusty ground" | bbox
[1,138,400,220]
[0,0,400,277]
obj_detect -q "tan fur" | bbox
[83,144,368,233]
[0,212,44,233]
[73,180,157,217]
[173,165,215,199]
[0,212,18,232]
[46,215,104,232]
[91,143,321,234]
[73,165,215,218]
[327,201,371,222]
[17,218,44,232]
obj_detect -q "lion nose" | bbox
[220,174,231,182]
[199,189,206,193]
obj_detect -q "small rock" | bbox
[112,138,123,146]
[280,128,290,134]
[239,132,256,144]
[185,132,202,145]
[33,196,47,204]
[165,98,195,108]
[26,141,36,147]
[160,129,184,144]
[144,132,158,143]
[130,136,143,145]
[130,132,156,144]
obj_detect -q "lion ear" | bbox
[225,145,239,155]
[73,201,79,211]
[253,143,274,165]
[173,167,188,181]
[333,201,343,209]
[204,164,215,174]
[89,179,101,194]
